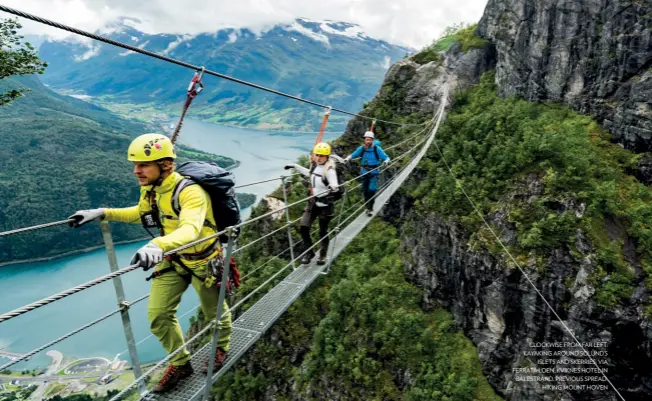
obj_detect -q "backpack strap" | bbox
[373,145,379,161]
[171,178,196,216]
[171,178,218,232]
[322,164,335,187]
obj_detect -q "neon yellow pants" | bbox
[148,262,232,367]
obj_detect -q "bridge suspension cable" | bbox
[0,119,435,324]
[109,120,436,400]
[0,5,419,127]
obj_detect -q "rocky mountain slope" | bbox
[477,0,652,153]
[37,18,412,131]
[199,3,652,400]
[365,1,652,399]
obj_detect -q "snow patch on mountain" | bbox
[319,22,368,40]
[119,40,150,56]
[163,34,196,55]
[74,44,101,61]
[283,22,329,45]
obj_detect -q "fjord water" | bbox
[0,120,340,370]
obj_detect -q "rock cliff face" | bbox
[477,0,652,153]
[397,178,652,401]
[354,4,652,398]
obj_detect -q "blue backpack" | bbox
[362,140,383,167]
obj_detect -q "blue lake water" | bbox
[0,120,340,370]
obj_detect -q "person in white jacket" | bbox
[285,142,338,265]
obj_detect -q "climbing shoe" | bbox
[300,250,315,265]
[152,362,193,393]
[202,347,227,374]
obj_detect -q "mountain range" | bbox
[37,18,414,131]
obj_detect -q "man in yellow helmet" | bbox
[68,133,232,393]
[284,142,339,265]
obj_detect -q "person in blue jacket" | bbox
[344,131,390,216]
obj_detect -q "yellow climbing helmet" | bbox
[127,133,176,162]
[313,142,331,156]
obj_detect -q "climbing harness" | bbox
[146,244,241,295]
[170,67,205,144]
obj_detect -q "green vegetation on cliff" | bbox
[412,72,651,310]
[212,221,501,401]
[412,23,488,65]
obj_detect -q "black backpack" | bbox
[310,160,346,202]
[172,161,242,232]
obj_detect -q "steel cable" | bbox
[0,264,141,323]
[108,122,437,400]
[0,294,149,370]
[0,5,420,127]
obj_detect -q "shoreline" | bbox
[0,237,150,268]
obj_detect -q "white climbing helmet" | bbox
[363,131,375,139]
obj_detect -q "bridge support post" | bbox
[281,176,297,270]
[323,189,348,275]
[99,221,145,395]
[203,227,235,400]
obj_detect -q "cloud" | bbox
[0,0,489,48]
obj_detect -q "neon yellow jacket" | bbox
[103,172,219,268]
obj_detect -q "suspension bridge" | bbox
[0,4,626,401]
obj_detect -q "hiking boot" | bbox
[201,347,227,374]
[300,250,315,265]
[316,249,327,265]
[152,362,193,393]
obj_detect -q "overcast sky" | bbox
[1,0,488,49]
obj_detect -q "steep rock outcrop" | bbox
[398,174,652,400]
[477,0,652,153]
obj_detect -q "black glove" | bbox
[284,164,294,170]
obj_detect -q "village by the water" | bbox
[0,348,134,400]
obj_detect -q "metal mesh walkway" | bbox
[141,100,446,401]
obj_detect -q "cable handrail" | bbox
[0,293,150,370]
[0,264,141,323]
[0,118,437,325]
[114,241,300,360]
[0,219,75,238]
[233,216,302,254]
[0,5,420,128]
[108,135,423,400]
[234,173,301,190]
[0,96,442,401]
